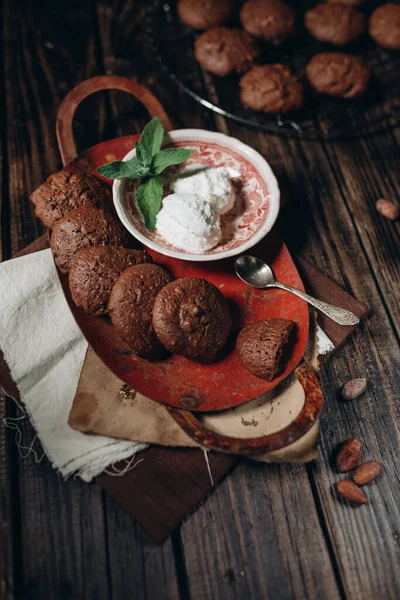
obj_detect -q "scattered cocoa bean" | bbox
[336,480,368,505]
[354,461,382,485]
[336,438,362,472]
[376,198,399,221]
[341,378,367,401]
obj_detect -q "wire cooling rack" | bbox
[146,0,400,140]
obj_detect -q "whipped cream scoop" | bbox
[155,193,221,253]
[170,164,239,215]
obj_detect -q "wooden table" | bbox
[1,1,399,598]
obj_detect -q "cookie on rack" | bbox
[177,0,234,30]
[109,264,173,360]
[30,170,110,229]
[50,206,127,274]
[306,52,370,98]
[152,277,231,362]
[239,64,303,113]
[240,0,296,45]
[369,3,400,50]
[69,246,153,315]
[305,4,366,46]
[236,318,295,381]
[194,27,260,76]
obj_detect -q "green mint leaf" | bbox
[135,141,152,167]
[136,176,163,232]
[133,161,150,178]
[150,148,192,176]
[140,117,164,159]
[97,159,149,180]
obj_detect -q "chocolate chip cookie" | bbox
[152,278,231,362]
[240,0,296,45]
[177,0,234,30]
[369,3,400,50]
[30,170,111,229]
[305,4,366,46]
[109,264,173,360]
[69,246,153,315]
[50,206,126,274]
[236,318,295,381]
[306,52,370,98]
[194,27,260,76]
[239,64,303,113]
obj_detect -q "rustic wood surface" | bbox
[1,0,399,598]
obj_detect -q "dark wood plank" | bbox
[103,494,181,600]
[1,7,20,596]
[0,391,17,600]
[180,461,341,600]
[313,359,400,600]
[17,462,112,600]
[0,15,7,261]
[322,133,400,338]
[95,0,217,135]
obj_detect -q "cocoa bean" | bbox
[336,438,362,472]
[376,199,399,221]
[336,480,368,505]
[354,461,382,485]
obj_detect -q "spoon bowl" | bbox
[235,255,276,288]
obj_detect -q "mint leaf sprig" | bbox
[97,118,192,232]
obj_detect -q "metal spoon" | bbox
[235,255,359,326]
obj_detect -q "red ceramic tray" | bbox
[55,76,309,412]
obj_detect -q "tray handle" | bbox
[168,362,323,455]
[56,75,173,166]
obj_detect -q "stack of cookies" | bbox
[31,168,296,380]
[177,0,400,113]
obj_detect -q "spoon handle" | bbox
[272,282,360,326]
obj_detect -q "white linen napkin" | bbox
[0,249,146,482]
[316,324,335,355]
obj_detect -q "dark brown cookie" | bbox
[152,278,231,362]
[306,52,370,98]
[305,4,366,46]
[240,0,296,45]
[30,170,111,229]
[69,246,153,316]
[194,27,260,76]
[109,264,173,360]
[50,207,126,274]
[177,0,234,30]
[239,64,303,113]
[369,3,400,50]
[236,319,295,381]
